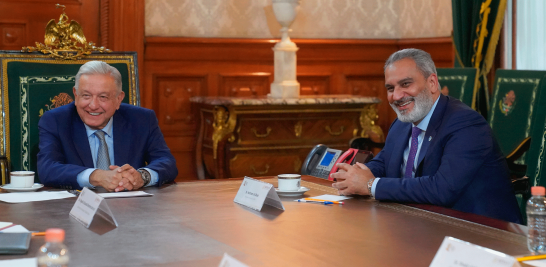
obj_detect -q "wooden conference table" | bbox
[0,176,530,266]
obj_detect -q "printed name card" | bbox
[234,177,284,211]
[69,187,118,229]
[218,253,249,267]
[430,237,521,267]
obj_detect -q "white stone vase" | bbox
[269,0,301,99]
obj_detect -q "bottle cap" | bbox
[531,186,546,196]
[45,228,65,243]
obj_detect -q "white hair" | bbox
[74,61,122,94]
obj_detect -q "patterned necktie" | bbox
[404,127,422,178]
[94,130,111,170]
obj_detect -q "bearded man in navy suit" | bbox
[330,49,522,223]
[38,61,177,191]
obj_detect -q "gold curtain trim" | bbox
[482,0,507,76]
[473,0,493,69]
[471,68,480,109]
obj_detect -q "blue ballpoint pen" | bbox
[297,199,334,205]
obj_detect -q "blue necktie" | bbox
[94,130,111,170]
[404,127,422,178]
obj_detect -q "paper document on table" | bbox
[97,191,153,198]
[524,260,546,267]
[0,258,36,267]
[0,191,75,203]
[304,194,352,201]
[0,225,29,233]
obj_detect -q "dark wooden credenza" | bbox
[191,95,384,179]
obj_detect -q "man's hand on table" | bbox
[330,162,375,196]
[89,164,145,192]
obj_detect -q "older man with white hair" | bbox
[38,61,177,191]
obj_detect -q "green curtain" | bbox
[452,0,507,117]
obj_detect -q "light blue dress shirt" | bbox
[76,117,159,188]
[371,96,440,196]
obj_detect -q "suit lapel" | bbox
[113,111,129,167]
[72,109,94,168]
[390,122,412,178]
[416,94,448,169]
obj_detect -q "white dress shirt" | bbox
[371,96,440,196]
[76,117,159,188]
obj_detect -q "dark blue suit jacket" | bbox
[367,94,522,223]
[37,103,178,189]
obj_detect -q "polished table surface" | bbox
[0,176,530,266]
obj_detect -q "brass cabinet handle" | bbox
[251,127,271,138]
[251,164,270,175]
[325,125,345,136]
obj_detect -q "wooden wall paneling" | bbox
[219,73,272,97]
[154,75,207,136]
[0,0,99,50]
[152,74,208,181]
[0,21,27,50]
[298,74,330,95]
[102,0,145,106]
[397,37,454,68]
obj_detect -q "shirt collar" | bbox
[413,95,440,131]
[84,117,114,138]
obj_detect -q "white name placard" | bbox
[218,253,249,267]
[69,187,118,228]
[429,237,521,267]
[234,177,284,211]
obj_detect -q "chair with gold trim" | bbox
[489,70,546,178]
[436,67,478,108]
[0,8,139,185]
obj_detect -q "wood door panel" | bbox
[155,76,206,136]
[220,74,271,97]
[299,75,330,95]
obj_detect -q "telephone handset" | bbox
[327,149,374,181]
[301,144,374,180]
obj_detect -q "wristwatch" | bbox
[138,169,151,187]
[367,178,376,199]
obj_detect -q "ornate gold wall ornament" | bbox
[360,104,385,142]
[21,4,111,60]
[211,106,236,159]
[294,121,303,138]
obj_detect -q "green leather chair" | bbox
[489,70,546,173]
[488,70,546,223]
[436,68,478,108]
[0,51,140,184]
[515,106,546,224]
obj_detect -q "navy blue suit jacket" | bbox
[37,103,178,189]
[367,94,522,223]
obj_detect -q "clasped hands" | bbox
[330,162,375,196]
[90,164,144,192]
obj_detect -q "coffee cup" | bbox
[10,171,35,188]
[277,174,301,191]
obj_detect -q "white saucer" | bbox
[275,186,310,197]
[0,183,44,192]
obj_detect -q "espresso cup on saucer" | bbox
[10,171,35,188]
[277,174,301,191]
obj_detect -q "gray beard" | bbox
[390,87,434,123]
